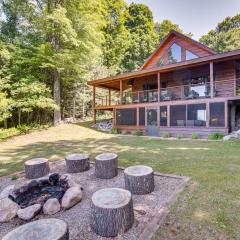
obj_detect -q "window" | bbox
[156,57,164,67]
[186,50,198,60]
[139,108,145,126]
[160,106,168,126]
[168,43,182,64]
[210,102,225,127]
[116,108,136,126]
[187,104,206,127]
[170,105,186,126]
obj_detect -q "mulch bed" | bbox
[0,161,189,240]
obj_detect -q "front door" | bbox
[147,107,158,136]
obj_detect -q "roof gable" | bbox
[141,30,217,70]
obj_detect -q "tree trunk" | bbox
[53,70,61,125]
[18,108,21,126]
[25,158,50,179]
[4,119,7,129]
[82,86,85,120]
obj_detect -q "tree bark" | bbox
[4,119,7,129]
[53,70,61,125]
[65,154,90,173]
[25,158,50,179]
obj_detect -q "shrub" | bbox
[132,130,143,136]
[110,128,120,134]
[17,124,31,134]
[208,133,225,140]
[121,130,128,135]
[191,133,199,139]
[176,134,183,139]
[162,132,170,138]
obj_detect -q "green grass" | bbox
[0,123,239,239]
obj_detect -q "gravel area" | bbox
[0,161,188,240]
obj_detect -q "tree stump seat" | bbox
[25,158,50,179]
[65,154,90,173]
[91,188,134,237]
[95,153,118,179]
[124,165,154,195]
[2,218,69,240]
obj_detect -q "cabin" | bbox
[88,30,240,138]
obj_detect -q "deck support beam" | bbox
[210,62,214,98]
[157,72,161,102]
[109,89,111,106]
[93,85,96,123]
[120,80,123,104]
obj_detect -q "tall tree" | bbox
[121,3,158,71]
[155,19,192,42]
[199,14,240,52]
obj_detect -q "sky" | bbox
[126,0,240,40]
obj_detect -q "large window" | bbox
[186,50,198,60]
[116,108,136,126]
[168,43,181,64]
[160,106,167,126]
[170,105,186,126]
[210,102,225,127]
[139,107,145,126]
[187,104,206,127]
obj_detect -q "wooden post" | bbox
[93,85,96,124]
[167,105,170,127]
[157,72,161,102]
[206,102,210,128]
[225,100,228,129]
[109,89,111,106]
[137,108,139,127]
[120,80,123,104]
[210,62,214,98]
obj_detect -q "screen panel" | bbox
[187,104,206,127]
[160,106,167,126]
[116,108,137,126]
[210,102,225,127]
[139,107,145,126]
[170,105,186,127]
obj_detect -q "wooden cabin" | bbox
[88,30,240,138]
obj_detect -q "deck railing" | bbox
[95,79,238,107]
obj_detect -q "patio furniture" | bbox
[124,165,154,194]
[2,218,69,240]
[25,158,50,179]
[91,188,134,237]
[161,90,172,101]
[95,153,118,179]
[65,154,90,173]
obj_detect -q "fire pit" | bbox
[9,173,68,209]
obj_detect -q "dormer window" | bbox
[168,43,181,64]
[186,50,198,60]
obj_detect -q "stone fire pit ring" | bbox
[90,188,134,237]
[2,218,69,240]
[124,165,154,194]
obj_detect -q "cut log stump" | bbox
[2,218,69,240]
[124,165,154,195]
[91,188,134,237]
[65,154,90,173]
[95,153,118,179]
[25,158,50,179]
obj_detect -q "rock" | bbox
[61,186,82,210]
[0,197,19,222]
[49,173,60,185]
[60,174,82,189]
[92,120,112,132]
[43,198,61,215]
[17,204,41,221]
[223,130,240,141]
[0,185,15,199]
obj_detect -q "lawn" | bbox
[0,123,240,239]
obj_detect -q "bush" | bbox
[176,134,183,139]
[208,133,225,140]
[132,130,143,136]
[110,128,120,134]
[191,133,199,139]
[162,132,170,138]
[17,124,31,134]
[0,128,20,140]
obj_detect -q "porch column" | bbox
[210,62,214,98]
[120,80,123,104]
[109,89,111,106]
[93,85,96,123]
[157,72,161,102]
[225,101,228,129]
[137,108,139,127]
[167,105,170,127]
[206,102,210,128]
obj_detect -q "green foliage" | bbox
[208,133,225,140]
[121,3,158,71]
[199,14,240,52]
[162,132,170,138]
[110,127,120,134]
[176,133,183,139]
[132,130,143,136]
[155,20,192,42]
[191,133,199,139]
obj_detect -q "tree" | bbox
[155,19,192,42]
[122,3,158,71]
[199,14,240,52]
[102,0,130,73]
